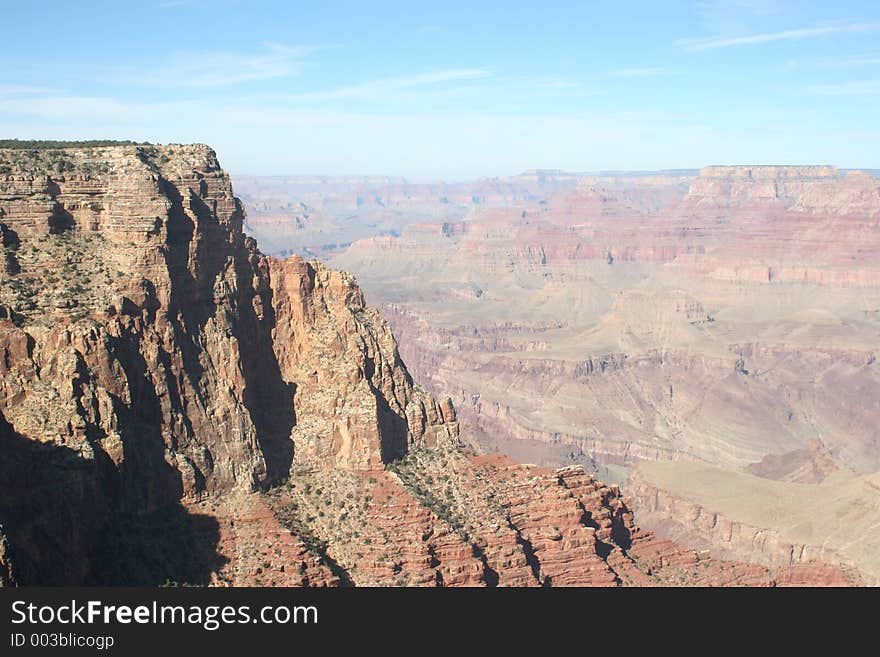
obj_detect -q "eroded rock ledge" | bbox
[627,466,873,585]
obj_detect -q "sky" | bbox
[1,0,879,178]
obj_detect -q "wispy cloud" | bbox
[809,80,880,95]
[678,21,880,50]
[285,69,490,102]
[606,67,674,78]
[122,42,318,88]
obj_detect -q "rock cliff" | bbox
[684,165,880,216]
[0,145,855,586]
[0,143,454,584]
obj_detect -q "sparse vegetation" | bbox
[0,139,149,149]
[0,230,119,328]
[388,445,507,545]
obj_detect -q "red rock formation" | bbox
[196,493,339,587]
[0,144,456,584]
[0,146,861,587]
[266,257,458,470]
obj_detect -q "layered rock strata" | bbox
[0,146,857,586]
[329,165,880,581]
[628,462,878,583]
[0,144,454,584]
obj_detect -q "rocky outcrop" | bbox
[0,144,456,584]
[266,257,458,470]
[259,450,853,587]
[196,492,340,587]
[1,144,271,501]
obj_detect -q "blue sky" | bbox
[1,0,879,178]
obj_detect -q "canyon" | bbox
[236,170,612,258]
[0,143,868,586]
[320,165,879,582]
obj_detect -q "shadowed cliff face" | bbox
[0,144,456,584]
[0,408,98,585]
[0,408,225,585]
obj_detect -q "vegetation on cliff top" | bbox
[0,139,150,149]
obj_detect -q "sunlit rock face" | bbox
[0,144,455,584]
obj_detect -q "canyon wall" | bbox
[333,165,880,472]
[0,144,454,584]
[628,462,879,583]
